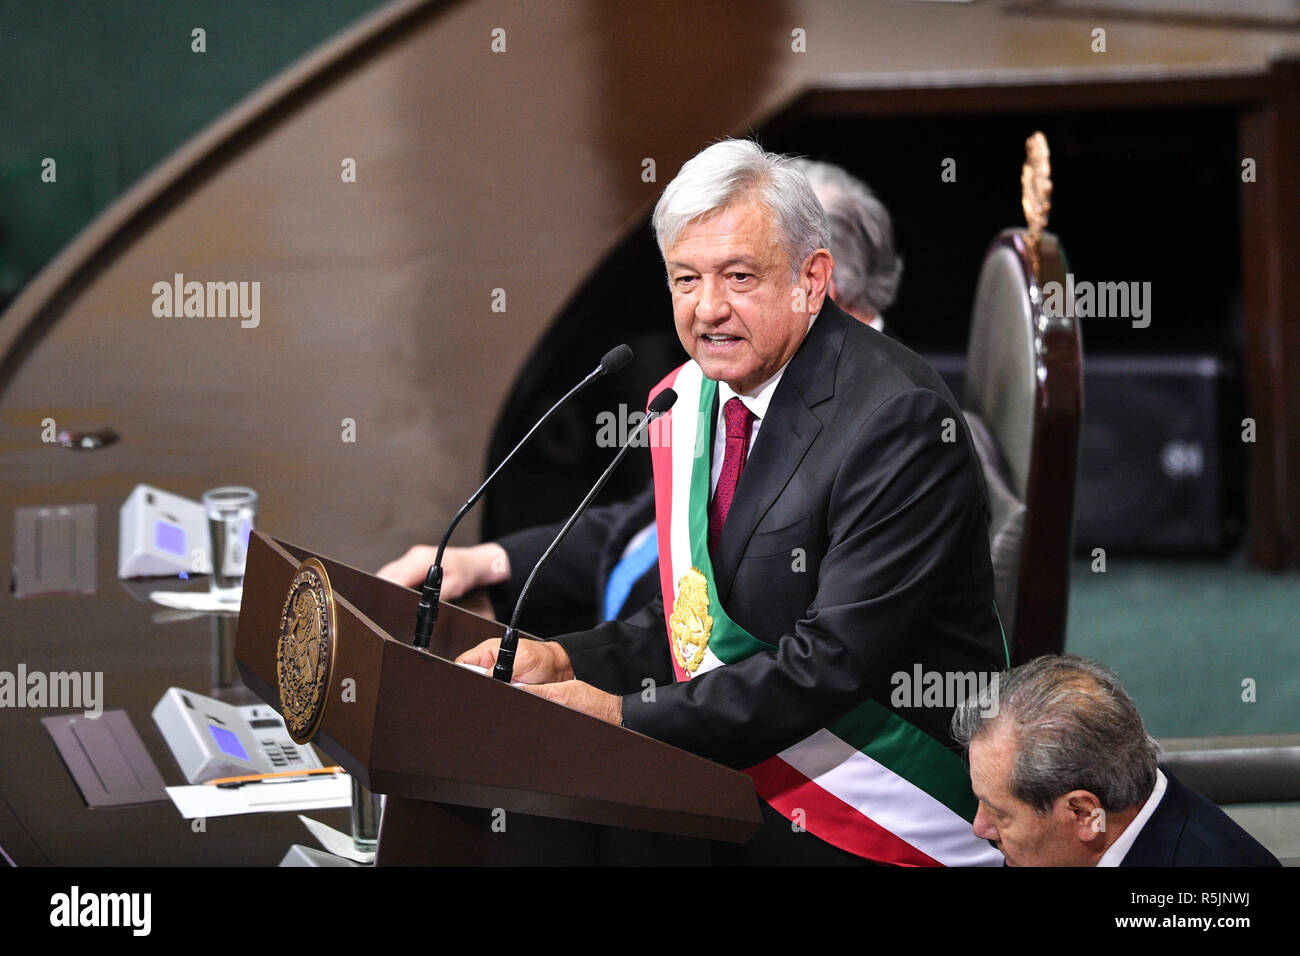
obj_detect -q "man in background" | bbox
[951,654,1280,866]
[795,158,902,336]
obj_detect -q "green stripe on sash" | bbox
[828,701,978,822]
[682,375,977,824]
[688,377,771,663]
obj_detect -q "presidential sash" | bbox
[648,361,1002,867]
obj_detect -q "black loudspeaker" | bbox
[920,351,1243,556]
[1074,354,1242,556]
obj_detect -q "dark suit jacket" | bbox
[492,483,657,636]
[1122,770,1281,866]
[553,302,1004,860]
[493,297,894,638]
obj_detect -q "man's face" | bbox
[665,195,826,394]
[968,726,1098,867]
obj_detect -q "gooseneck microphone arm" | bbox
[493,387,678,683]
[412,344,633,648]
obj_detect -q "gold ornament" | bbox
[276,558,336,743]
[670,567,713,674]
[1021,131,1053,278]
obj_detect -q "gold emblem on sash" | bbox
[670,567,713,675]
[276,558,336,743]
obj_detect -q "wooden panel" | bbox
[1239,57,1300,567]
[4,0,1299,572]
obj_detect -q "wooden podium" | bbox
[234,532,762,864]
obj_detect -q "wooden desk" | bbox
[0,513,349,865]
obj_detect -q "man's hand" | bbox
[455,637,574,684]
[377,542,511,595]
[523,681,623,726]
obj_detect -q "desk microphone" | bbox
[412,344,633,648]
[493,387,677,683]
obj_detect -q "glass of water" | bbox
[351,778,383,855]
[202,486,257,600]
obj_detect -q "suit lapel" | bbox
[1120,769,1183,867]
[711,304,847,604]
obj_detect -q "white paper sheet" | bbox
[298,814,376,864]
[165,773,351,818]
[149,589,242,612]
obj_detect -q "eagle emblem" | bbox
[670,567,713,675]
[275,559,335,743]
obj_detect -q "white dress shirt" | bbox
[709,312,818,495]
[1096,769,1167,867]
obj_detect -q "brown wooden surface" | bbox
[3,0,1299,865]
[375,795,711,865]
[1238,57,1300,569]
[235,532,762,861]
[0,529,350,866]
[2,1,1299,574]
[1011,231,1084,663]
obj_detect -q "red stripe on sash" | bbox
[746,756,943,867]
[647,368,690,684]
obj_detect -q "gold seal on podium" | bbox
[276,558,337,743]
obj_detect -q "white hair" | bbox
[652,139,831,280]
[794,159,903,318]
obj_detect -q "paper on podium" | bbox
[165,773,351,818]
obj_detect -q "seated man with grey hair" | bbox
[952,654,1280,866]
[793,158,903,335]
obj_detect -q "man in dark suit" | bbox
[1123,770,1281,867]
[377,160,904,635]
[952,654,1280,866]
[457,139,1006,866]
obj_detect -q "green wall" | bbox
[0,0,388,306]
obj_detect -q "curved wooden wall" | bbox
[2,0,1297,577]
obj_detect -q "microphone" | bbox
[492,387,677,683]
[412,344,634,648]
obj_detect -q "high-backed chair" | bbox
[963,228,1083,665]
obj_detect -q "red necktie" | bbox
[709,397,756,554]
